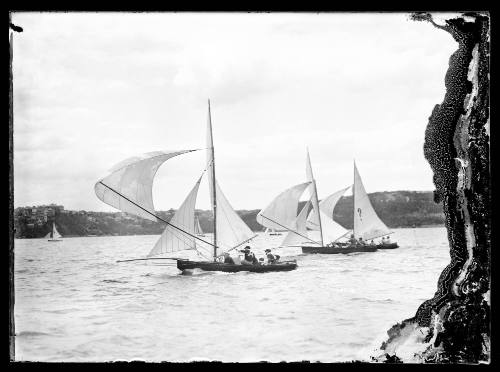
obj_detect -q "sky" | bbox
[11,12,458,212]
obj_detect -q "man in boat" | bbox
[357,237,366,246]
[370,239,375,246]
[348,234,357,247]
[381,236,386,245]
[265,248,276,264]
[223,252,235,264]
[240,246,259,265]
[384,236,392,244]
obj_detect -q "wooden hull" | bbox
[376,243,399,249]
[176,259,297,273]
[301,245,378,254]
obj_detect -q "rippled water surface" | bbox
[14,227,449,362]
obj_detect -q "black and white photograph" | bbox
[9,11,490,363]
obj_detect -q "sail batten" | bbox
[353,162,391,240]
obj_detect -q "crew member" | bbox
[223,252,235,264]
[265,248,276,264]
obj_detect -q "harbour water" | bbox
[14,227,449,362]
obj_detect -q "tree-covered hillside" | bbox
[14,191,444,238]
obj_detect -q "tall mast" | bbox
[307,149,324,246]
[353,159,356,238]
[208,99,217,261]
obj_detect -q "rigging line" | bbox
[116,257,185,263]
[98,181,219,250]
[225,234,259,255]
[259,214,321,245]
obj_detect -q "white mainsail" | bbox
[52,223,62,239]
[353,162,391,240]
[318,210,349,243]
[280,200,313,247]
[94,150,197,222]
[306,150,324,245]
[206,101,255,256]
[256,181,312,231]
[306,186,351,243]
[147,177,202,257]
[213,181,255,255]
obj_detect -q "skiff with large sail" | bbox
[301,161,398,254]
[45,222,63,242]
[94,101,297,273]
[257,150,377,254]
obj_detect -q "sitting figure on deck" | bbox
[265,248,276,264]
[274,254,280,263]
[370,240,375,246]
[348,234,357,246]
[381,236,386,245]
[384,236,391,244]
[223,252,235,264]
[240,246,259,265]
[357,237,366,245]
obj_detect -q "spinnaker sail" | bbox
[256,181,312,231]
[94,150,197,222]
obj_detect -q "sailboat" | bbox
[301,160,398,253]
[45,222,63,242]
[194,216,205,237]
[94,101,297,273]
[256,152,353,251]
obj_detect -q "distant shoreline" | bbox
[14,225,446,239]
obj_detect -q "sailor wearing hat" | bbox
[240,246,259,265]
[265,248,276,264]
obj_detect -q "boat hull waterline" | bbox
[176,259,298,273]
[301,245,378,254]
[373,243,399,250]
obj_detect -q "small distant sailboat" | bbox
[95,101,297,273]
[302,160,398,253]
[194,216,205,237]
[45,222,63,242]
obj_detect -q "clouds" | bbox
[11,12,457,211]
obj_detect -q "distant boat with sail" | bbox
[45,222,63,242]
[302,161,398,254]
[94,101,297,273]
[257,150,374,254]
[194,216,205,237]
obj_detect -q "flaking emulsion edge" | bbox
[371,12,490,364]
